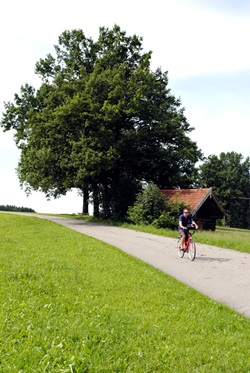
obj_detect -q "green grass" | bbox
[1,213,250,372]
[122,224,250,253]
[58,213,250,254]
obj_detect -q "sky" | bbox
[0,0,249,214]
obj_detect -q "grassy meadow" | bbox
[1,213,250,372]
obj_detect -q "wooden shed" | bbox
[160,187,225,230]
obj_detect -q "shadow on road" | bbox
[196,256,231,262]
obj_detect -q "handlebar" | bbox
[186,224,196,229]
[185,224,197,234]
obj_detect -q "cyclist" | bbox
[178,208,198,250]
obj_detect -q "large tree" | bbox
[1,25,202,219]
[198,152,250,228]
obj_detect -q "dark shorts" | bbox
[179,229,188,238]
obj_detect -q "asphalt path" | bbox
[23,215,250,318]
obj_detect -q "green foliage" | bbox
[0,205,35,212]
[153,199,188,229]
[128,182,166,224]
[1,213,250,371]
[1,25,203,220]
[198,152,250,229]
[128,182,186,228]
[152,210,177,229]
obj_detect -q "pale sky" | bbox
[0,0,249,213]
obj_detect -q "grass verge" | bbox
[58,213,250,254]
[1,213,250,372]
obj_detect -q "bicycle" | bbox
[177,224,196,261]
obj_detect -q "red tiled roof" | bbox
[160,188,213,214]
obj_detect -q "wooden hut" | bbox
[160,187,225,230]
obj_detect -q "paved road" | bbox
[28,215,250,318]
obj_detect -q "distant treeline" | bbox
[0,205,36,213]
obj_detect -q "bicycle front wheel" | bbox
[188,240,196,261]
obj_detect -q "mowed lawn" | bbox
[1,213,250,372]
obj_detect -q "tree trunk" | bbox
[82,187,89,214]
[92,183,99,218]
[102,177,110,219]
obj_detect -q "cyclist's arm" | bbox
[191,219,199,230]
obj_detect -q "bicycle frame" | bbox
[177,226,196,261]
[183,230,193,250]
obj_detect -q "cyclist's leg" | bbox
[177,235,185,257]
[179,230,186,249]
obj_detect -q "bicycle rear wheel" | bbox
[177,238,185,258]
[188,240,196,261]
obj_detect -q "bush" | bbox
[128,183,187,229]
[153,199,188,229]
[152,211,178,229]
[128,182,167,225]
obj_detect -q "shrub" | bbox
[152,211,177,229]
[128,183,188,229]
[128,182,167,225]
